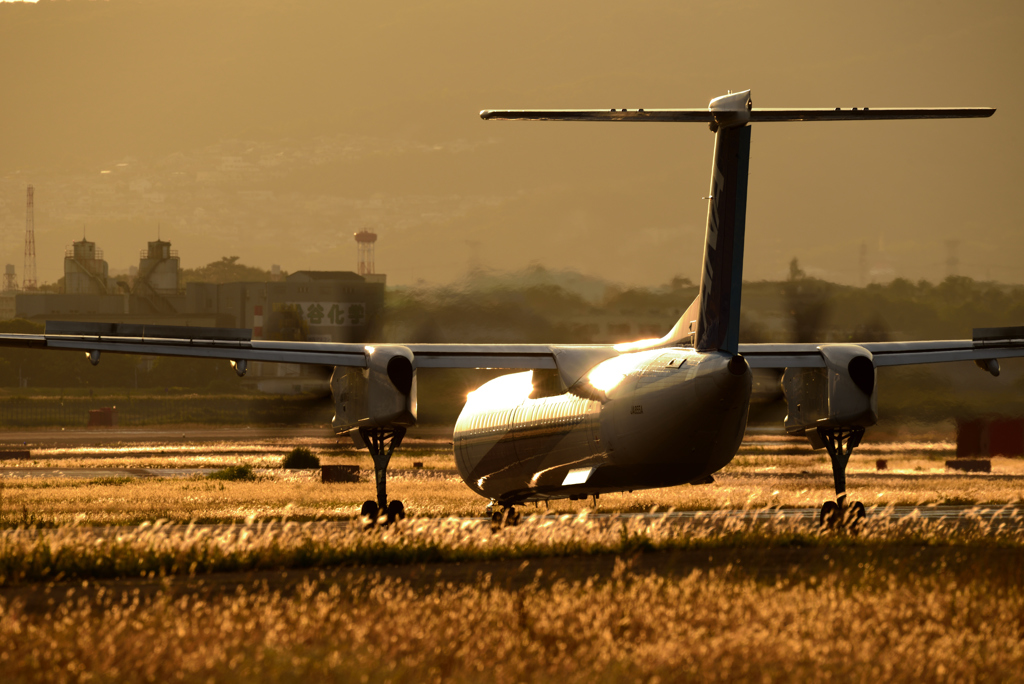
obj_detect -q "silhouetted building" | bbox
[3,265,17,293]
[187,270,385,392]
[64,239,114,295]
[136,240,180,295]
[186,270,384,343]
[13,237,385,391]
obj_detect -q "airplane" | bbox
[2,90,1021,528]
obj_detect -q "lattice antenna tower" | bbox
[354,230,377,276]
[23,185,37,290]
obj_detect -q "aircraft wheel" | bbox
[502,506,521,527]
[848,500,867,533]
[387,499,406,523]
[819,500,841,529]
[360,500,379,525]
[490,510,503,531]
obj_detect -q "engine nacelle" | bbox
[331,345,417,433]
[783,344,877,439]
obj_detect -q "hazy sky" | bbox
[0,0,1021,288]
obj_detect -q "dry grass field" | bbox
[2,428,1024,682]
[2,514,1024,682]
[3,557,1024,682]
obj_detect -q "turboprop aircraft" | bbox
[2,90,1021,527]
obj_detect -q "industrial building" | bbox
[64,239,116,295]
[13,235,383,338]
[187,270,385,392]
[186,271,385,341]
[15,239,190,324]
[9,232,386,391]
[5,187,384,389]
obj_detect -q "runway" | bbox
[609,505,1024,523]
[3,426,1022,531]
[0,425,453,447]
[0,466,211,479]
[47,505,1023,541]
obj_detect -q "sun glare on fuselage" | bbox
[465,370,534,411]
[613,338,664,352]
[586,352,643,393]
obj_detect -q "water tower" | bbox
[3,265,17,293]
[354,230,377,276]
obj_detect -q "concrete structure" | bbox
[13,235,385,391]
[14,292,197,323]
[17,237,187,321]
[186,270,384,342]
[0,294,14,321]
[18,256,383,346]
[188,270,385,392]
[136,240,180,294]
[133,240,181,315]
[64,240,114,295]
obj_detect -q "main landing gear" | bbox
[487,502,521,530]
[358,426,407,525]
[817,426,867,530]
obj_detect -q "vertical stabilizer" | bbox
[695,91,752,355]
[481,89,991,355]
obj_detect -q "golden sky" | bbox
[0,0,1021,287]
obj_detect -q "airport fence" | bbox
[0,395,335,428]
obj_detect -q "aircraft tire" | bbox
[819,500,841,529]
[502,506,521,527]
[848,500,867,533]
[361,500,379,525]
[387,500,406,523]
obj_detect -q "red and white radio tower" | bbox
[354,230,377,276]
[23,185,37,290]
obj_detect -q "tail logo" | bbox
[699,166,726,341]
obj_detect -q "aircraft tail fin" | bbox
[693,94,752,355]
[483,91,994,356]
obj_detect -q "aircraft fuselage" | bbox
[453,348,752,505]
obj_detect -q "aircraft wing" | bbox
[739,326,1024,370]
[0,322,562,371]
[5,320,1022,375]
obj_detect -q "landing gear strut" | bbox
[359,426,407,524]
[817,426,867,529]
[487,501,521,530]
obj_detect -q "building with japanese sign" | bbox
[185,271,384,343]
[186,271,385,392]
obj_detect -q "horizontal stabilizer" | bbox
[751,107,994,121]
[480,107,994,122]
[974,326,1024,342]
[481,109,714,122]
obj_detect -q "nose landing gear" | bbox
[818,426,867,530]
[358,426,407,526]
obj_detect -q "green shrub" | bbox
[282,447,320,470]
[206,465,257,481]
